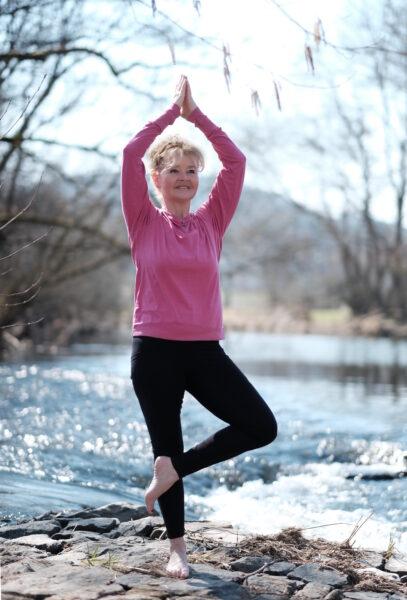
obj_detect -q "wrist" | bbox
[185,105,199,120]
[170,102,182,115]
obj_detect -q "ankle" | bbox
[155,455,171,468]
[155,456,179,476]
[169,536,186,549]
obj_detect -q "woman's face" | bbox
[153,150,199,206]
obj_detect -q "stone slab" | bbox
[343,592,391,599]
[288,562,348,587]
[230,555,271,572]
[244,572,303,596]
[2,563,124,600]
[292,581,332,598]
[0,519,61,539]
[3,533,63,553]
[386,555,407,575]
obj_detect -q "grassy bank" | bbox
[223,305,407,339]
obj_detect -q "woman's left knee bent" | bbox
[255,412,278,447]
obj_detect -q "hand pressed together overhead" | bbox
[173,74,197,119]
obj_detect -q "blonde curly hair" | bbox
[147,135,205,173]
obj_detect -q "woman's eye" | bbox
[169,169,178,173]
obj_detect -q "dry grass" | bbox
[223,303,407,338]
[186,526,407,596]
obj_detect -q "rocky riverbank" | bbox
[1,502,406,600]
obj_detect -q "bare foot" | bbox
[165,536,189,578]
[145,456,180,514]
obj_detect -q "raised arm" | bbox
[121,76,188,242]
[182,80,246,238]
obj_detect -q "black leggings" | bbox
[130,335,278,539]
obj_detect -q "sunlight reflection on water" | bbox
[1,332,406,550]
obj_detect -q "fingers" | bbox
[174,75,185,93]
[187,81,195,106]
[180,76,187,94]
[175,75,196,116]
[173,74,187,107]
[177,74,186,89]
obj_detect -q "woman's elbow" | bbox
[123,143,132,156]
[238,151,246,174]
[238,150,246,164]
[230,150,246,170]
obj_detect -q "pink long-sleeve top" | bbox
[121,102,246,340]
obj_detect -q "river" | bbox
[1,331,406,553]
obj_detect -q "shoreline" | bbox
[2,306,407,362]
[1,502,406,600]
[223,306,407,340]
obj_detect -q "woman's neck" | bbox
[161,201,191,219]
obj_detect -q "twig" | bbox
[341,512,374,547]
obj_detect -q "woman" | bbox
[121,75,278,579]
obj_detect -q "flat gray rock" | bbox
[184,519,233,533]
[343,592,391,599]
[229,555,271,572]
[324,591,343,600]
[292,581,332,598]
[288,562,348,587]
[117,515,164,537]
[116,562,251,599]
[264,560,298,575]
[358,549,385,569]
[1,555,54,581]
[357,566,400,581]
[2,563,124,600]
[52,530,108,542]
[2,533,63,553]
[46,547,91,566]
[63,517,120,533]
[244,572,303,597]
[53,502,152,524]
[0,519,61,539]
[385,555,407,575]
[0,542,49,566]
[96,592,169,600]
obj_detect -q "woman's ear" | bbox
[151,170,161,190]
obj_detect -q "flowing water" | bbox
[1,331,406,553]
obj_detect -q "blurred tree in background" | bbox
[235,0,407,324]
[0,0,195,355]
[302,0,407,321]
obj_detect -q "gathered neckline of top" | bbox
[159,208,192,224]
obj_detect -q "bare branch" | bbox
[6,137,117,161]
[269,0,407,57]
[0,212,129,254]
[0,228,53,262]
[0,272,44,297]
[0,74,47,140]
[3,286,42,308]
[0,317,44,330]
